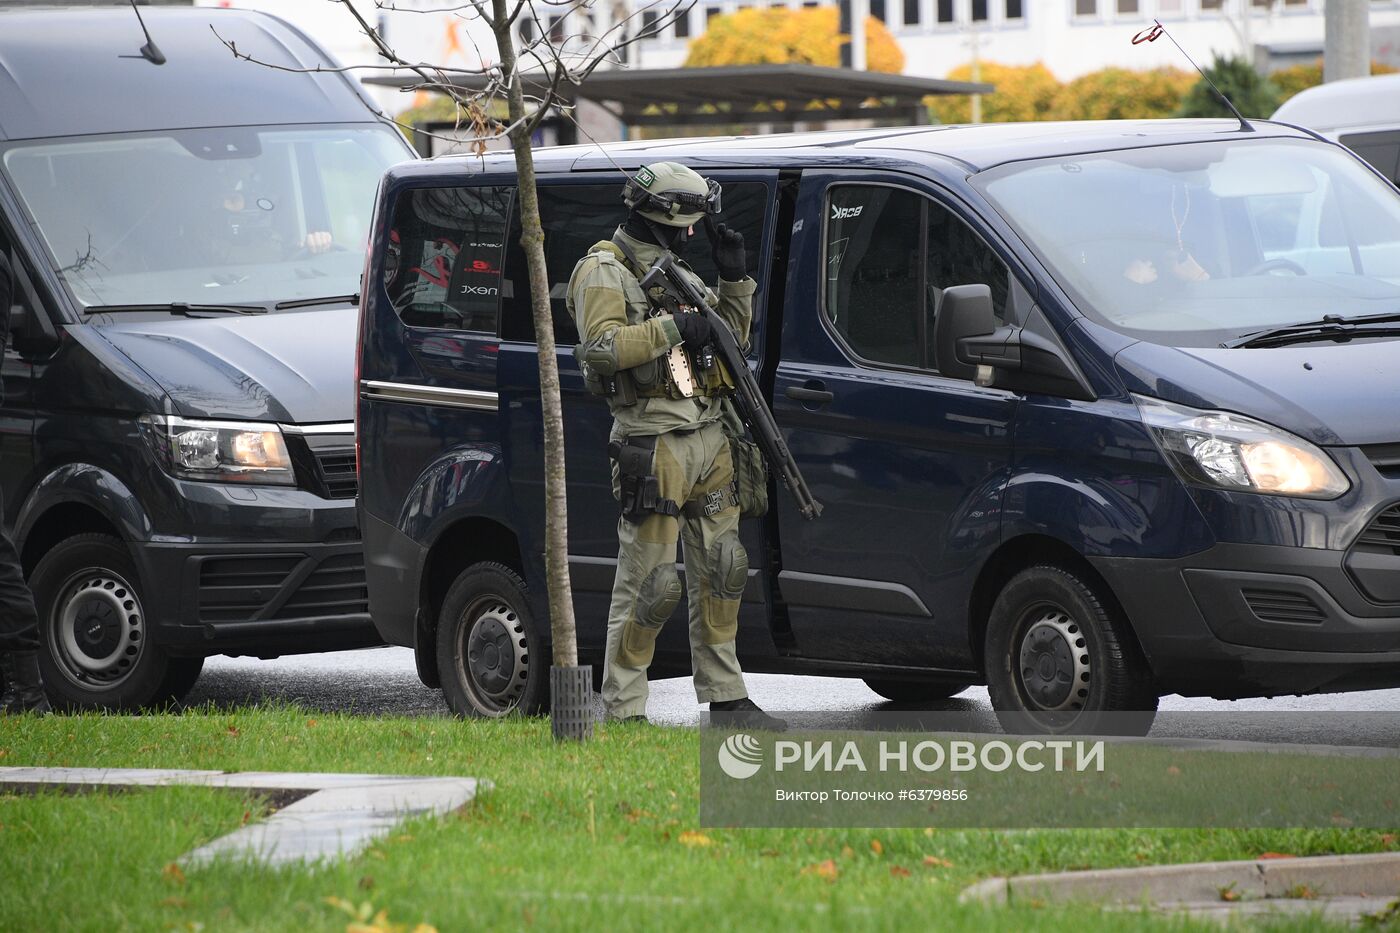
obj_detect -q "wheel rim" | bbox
[48,567,146,690]
[457,596,529,716]
[1016,606,1091,713]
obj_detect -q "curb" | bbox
[960,851,1400,907]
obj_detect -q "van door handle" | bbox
[785,384,834,404]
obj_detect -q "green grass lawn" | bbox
[1,705,1396,932]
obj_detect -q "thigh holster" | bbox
[609,435,681,524]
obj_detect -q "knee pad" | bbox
[617,562,682,669]
[708,532,748,602]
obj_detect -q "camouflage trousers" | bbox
[602,420,749,719]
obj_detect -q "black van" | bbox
[0,8,415,708]
[359,122,1400,730]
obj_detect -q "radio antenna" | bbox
[1132,20,1252,133]
[123,0,167,65]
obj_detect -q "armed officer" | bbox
[566,162,784,729]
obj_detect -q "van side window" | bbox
[500,180,771,344]
[385,186,513,332]
[1340,130,1400,186]
[824,184,1008,373]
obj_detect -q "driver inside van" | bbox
[200,172,333,266]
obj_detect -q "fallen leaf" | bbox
[1382,834,1397,847]
[923,855,954,868]
[1166,765,1182,776]
[760,849,780,857]
[870,839,884,856]
[801,859,839,881]
[840,845,855,858]
[225,726,240,737]
[677,831,713,847]
[358,876,375,891]
[890,865,911,878]
[307,719,319,728]
[162,863,186,886]
[1257,852,1297,860]
[1219,885,1241,903]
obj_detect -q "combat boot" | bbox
[0,650,52,715]
[710,696,786,732]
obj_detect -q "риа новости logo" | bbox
[717,733,763,779]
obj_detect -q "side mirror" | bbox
[933,284,996,380]
[7,255,60,358]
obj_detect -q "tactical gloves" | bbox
[711,223,746,282]
[671,310,713,348]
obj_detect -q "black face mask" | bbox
[625,212,689,252]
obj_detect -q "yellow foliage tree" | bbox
[1271,59,1398,105]
[684,7,904,74]
[1046,67,1195,121]
[928,61,1060,124]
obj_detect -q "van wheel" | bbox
[863,678,970,703]
[31,533,199,711]
[436,562,545,717]
[985,565,1158,735]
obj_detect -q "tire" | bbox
[984,564,1158,735]
[863,678,971,703]
[436,562,546,717]
[31,533,195,711]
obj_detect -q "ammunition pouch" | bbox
[574,343,638,405]
[608,435,681,523]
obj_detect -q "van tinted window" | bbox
[1340,130,1400,185]
[500,180,771,344]
[386,185,513,331]
[825,184,1008,372]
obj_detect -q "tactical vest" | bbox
[573,240,734,403]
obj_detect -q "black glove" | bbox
[671,310,713,348]
[710,222,746,282]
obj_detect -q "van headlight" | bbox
[1133,395,1348,499]
[140,415,294,485]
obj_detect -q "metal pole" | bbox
[1324,0,1369,83]
[852,0,868,71]
[969,27,982,123]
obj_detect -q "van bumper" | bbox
[132,483,381,657]
[1092,541,1400,699]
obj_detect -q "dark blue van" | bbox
[357,120,1400,729]
[0,8,415,708]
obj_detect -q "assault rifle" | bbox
[639,252,823,520]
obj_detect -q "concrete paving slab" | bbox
[0,766,487,866]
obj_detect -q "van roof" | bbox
[388,118,1314,180]
[0,7,379,141]
[1271,73,1400,135]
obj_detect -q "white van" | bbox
[1272,73,1400,185]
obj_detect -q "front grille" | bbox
[1241,589,1327,625]
[313,448,358,500]
[272,553,368,620]
[198,552,368,624]
[1363,444,1400,479]
[1355,504,1400,557]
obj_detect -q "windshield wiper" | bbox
[1223,312,1400,349]
[85,302,268,317]
[275,294,359,311]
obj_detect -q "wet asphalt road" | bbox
[188,647,1400,745]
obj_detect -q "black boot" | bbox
[710,696,786,732]
[0,651,52,715]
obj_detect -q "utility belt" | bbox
[608,433,739,524]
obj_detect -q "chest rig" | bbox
[574,239,732,404]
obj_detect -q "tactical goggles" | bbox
[624,176,723,218]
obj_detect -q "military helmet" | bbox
[621,161,722,228]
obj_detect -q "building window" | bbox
[1117,0,1138,14]
[706,6,722,22]
[1157,0,1182,15]
[972,0,988,19]
[1200,0,1223,10]
[640,8,658,38]
[1005,0,1023,18]
[548,15,564,43]
[1074,0,1097,15]
[937,0,954,23]
[519,17,535,43]
[903,0,921,24]
[871,0,887,20]
[674,8,691,37]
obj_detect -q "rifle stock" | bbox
[640,253,823,520]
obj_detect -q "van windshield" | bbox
[1,124,408,311]
[974,138,1400,347]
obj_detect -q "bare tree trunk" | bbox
[488,0,578,668]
